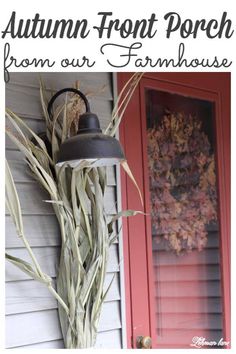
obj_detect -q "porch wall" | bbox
[5,72,125,349]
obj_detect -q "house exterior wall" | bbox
[5,72,125,349]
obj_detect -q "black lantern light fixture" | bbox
[47,88,125,167]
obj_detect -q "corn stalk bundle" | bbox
[5,73,143,348]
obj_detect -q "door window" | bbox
[145,89,223,348]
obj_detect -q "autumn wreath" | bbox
[147,110,217,255]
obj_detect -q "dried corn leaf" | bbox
[5,253,51,284]
[80,256,101,306]
[121,160,143,205]
[5,160,24,237]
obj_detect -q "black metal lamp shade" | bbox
[47,88,125,167]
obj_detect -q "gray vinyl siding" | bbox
[5,73,125,349]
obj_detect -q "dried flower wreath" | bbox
[147,110,217,254]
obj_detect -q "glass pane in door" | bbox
[145,89,223,348]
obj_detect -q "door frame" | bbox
[118,72,231,348]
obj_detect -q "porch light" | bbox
[47,88,125,167]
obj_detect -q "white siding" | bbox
[5,72,125,349]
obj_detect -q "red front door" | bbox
[118,73,230,349]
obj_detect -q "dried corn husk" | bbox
[5,73,143,348]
